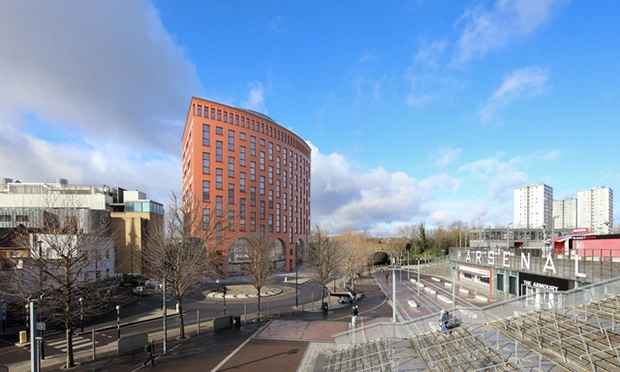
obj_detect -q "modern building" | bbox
[182,97,311,274]
[514,184,553,229]
[553,198,577,229]
[577,186,613,234]
[0,178,163,277]
[110,190,164,276]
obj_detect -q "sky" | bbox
[1,0,619,236]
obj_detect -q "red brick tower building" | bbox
[182,97,311,274]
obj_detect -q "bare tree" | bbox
[241,233,275,321]
[6,198,114,369]
[144,192,221,339]
[308,224,342,304]
[336,230,372,290]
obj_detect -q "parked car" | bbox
[133,286,153,296]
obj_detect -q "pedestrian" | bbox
[144,339,156,366]
[351,305,358,325]
[439,309,451,335]
[385,272,389,282]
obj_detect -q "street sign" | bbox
[36,322,46,331]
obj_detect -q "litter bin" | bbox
[321,302,328,313]
[233,315,241,327]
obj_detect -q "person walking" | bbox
[351,305,358,325]
[440,309,450,335]
[144,339,156,366]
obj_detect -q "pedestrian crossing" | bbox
[21,330,99,353]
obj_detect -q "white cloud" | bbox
[309,142,462,236]
[241,82,267,113]
[431,146,463,167]
[415,39,448,67]
[478,66,550,124]
[0,1,198,203]
[453,0,564,64]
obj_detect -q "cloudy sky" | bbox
[1,1,619,236]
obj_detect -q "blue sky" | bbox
[1,1,619,236]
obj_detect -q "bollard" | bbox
[92,329,96,360]
[197,309,200,334]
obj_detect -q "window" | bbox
[202,152,210,174]
[497,274,504,291]
[240,132,245,141]
[276,144,280,152]
[211,108,215,119]
[240,146,246,166]
[250,136,256,155]
[260,201,265,220]
[197,105,202,116]
[228,157,235,177]
[228,130,235,151]
[509,276,518,295]
[250,212,256,232]
[203,180,210,202]
[250,161,256,181]
[203,124,210,146]
[235,115,239,125]
[217,110,221,121]
[240,198,246,231]
[240,172,246,192]
[260,176,265,195]
[260,152,265,170]
[269,214,273,232]
[268,142,273,160]
[216,168,223,189]
[276,157,280,174]
[228,183,235,204]
[276,205,280,232]
[269,166,273,184]
[223,111,228,123]
[216,141,223,162]
[216,196,223,217]
[241,117,245,127]
[204,106,208,117]
[276,180,280,198]
[228,210,234,231]
[260,138,265,146]
[216,126,223,135]
[250,187,256,206]
[202,208,210,229]
[268,190,273,208]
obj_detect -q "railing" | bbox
[332,275,620,349]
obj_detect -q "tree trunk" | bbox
[65,323,74,368]
[177,298,185,339]
[256,289,261,321]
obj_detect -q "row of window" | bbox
[195,103,309,157]
[202,205,307,235]
[202,124,309,173]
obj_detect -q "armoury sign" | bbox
[457,249,586,279]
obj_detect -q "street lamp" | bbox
[1,299,5,334]
[507,222,513,249]
[115,305,120,339]
[216,279,220,292]
[25,303,29,341]
[295,258,299,307]
[222,286,227,316]
[79,297,84,332]
[416,258,420,296]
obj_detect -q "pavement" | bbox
[1,267,485,372]
[1,275,376,372]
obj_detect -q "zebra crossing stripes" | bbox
[45,335,98,353]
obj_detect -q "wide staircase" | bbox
[323,338,397,372]
[329,276,620,371]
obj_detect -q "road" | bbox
[0,278,325,367]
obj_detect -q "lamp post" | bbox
[416,258,420,296]
[1,299,6,334]
[295,259,299,307]
[222,286,227,316]
[115,305,120,339]
[507,222,512,249]
[25,303,29,341]
[79,297,84,332]
[216,279,220,292]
